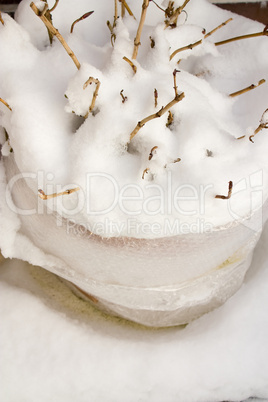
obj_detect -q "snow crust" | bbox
[1,0,268,239]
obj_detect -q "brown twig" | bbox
[0,98,12,111]
[115,0,118,21]
[120,89,128,103]
[170,18,232,60]
[123,56,137,74]
[49,0,59,12]
[142,168,150,179]
[107,21,116,46]
[215,181,233,200]
[165,0,191,28]
[38,187,79,200]
[83,77,101,118]
[0,11,4,25]
[150,0,165,13]
[249,108,268,142]
[215,31,268,47]
[149,146,158,160]
[204,18,233,39]
[119,0,135,19]
[150,36,155,48]
[166,110,174,127]
[173,69,179,96]
[129,92,185,141]
[30,2,81,69]
[154,88,158,108]
[229,79,266,98]
[70,11,94,34]
[132,0,149,60]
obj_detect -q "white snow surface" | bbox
[1,222,268,402]
[1,0,268,238]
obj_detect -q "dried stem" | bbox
[248,108,268,142]
[0,98,12,111]
[170,18,232,61]
[83,77,101,118]
[132,0,149,60]
[130,92,185,141]
[0,11,4,25]
[215,31,268,47]
[149,146,158,160]
[30,2,81,69]
[154,89,158,107]
[204,18,232,39]
[121,0,125,17]
[215,181,233,200]
[166,110,174,127]
[142,168,150,179]
[49,0,59,12]
[165,0,191,28]
[114,0,118,21]
[123,56,137,74]
[119,0,135,19]
[70,11,94,34]
[229,79,265,98]
[120,89,128,103]
[150,0,165,13]
[173,69,179,96]
[38,187,79,200]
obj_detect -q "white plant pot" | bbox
[3,154,267,327]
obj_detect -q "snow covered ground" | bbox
[1,223,268,402]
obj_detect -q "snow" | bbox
[1,0,268,326]
[1,0,268,238]
[1,221,268,401]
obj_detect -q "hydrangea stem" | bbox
[132,0,149,60]
[215,181,233,200]
[229,79,265,98]
[215,31,268,47]
[30,2,81,69]
[170,18,232,61]
[0,98,12,111]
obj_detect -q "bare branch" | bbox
[30,2,81,69]
[166,110,174,127]
[149,146,158,160]
[249,109,268,142]
[120,89,128,103]
[119,0,135,19]
[154,88,158,108]
[129,92,185,141]
[170,18,232,61]
[123,56,137,74]
[114,0,118,22]
[215,31,268,47]
[49,0,59,12]
[38,187,79,200]
[204,18,232,39]
[132,0,149,60]
[170,39,202,60]
[215,181,233,200]
[0,98,12,111]
[150,0,165,13]
[70,11,94,34]
[83,77,101,118]
[166,0,191,28]
[142,167,150,179]
[173,69,180,97]
[229,79,265,98]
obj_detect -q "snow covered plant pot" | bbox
[1,0,268,327]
